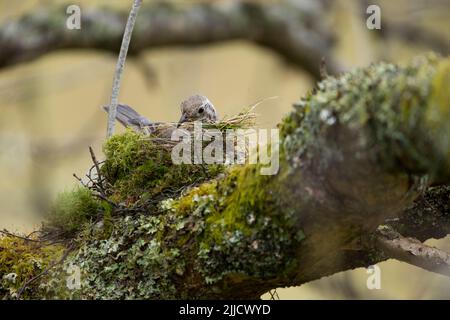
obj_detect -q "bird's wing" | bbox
[102,104,153,133]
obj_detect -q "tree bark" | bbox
[376,226,450,277]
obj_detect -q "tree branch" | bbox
[376,226,450,278]
[0,0,341,79]
[359,0,450,55]
[324,184,450,279]
[16,242,75,299]
[2,55,448,299]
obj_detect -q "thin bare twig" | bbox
[16,242,75,299]
[1,229,72,251]
[73,173,87,187]
[0,229,41,243]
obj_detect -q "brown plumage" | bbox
[177,94,218,126]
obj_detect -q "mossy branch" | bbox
[1,54,449,299]
[106,0,142,138]
[0,0,339,79]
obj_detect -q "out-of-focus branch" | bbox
[0,0,342,79]
[387,185,450,242]
[377,21,450,55]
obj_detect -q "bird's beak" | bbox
[177,114,187,128]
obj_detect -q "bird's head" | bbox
[177,95,218,127]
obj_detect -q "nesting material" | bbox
[142,107,258,150]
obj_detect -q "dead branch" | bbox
[107,0,142,138]
[376,226,450,277]
[16,242,75,299]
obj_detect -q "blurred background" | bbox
[0,0,449,299]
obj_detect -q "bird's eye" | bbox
[198,107,204,114]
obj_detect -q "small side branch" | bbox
[360,0,450,55]
[376,226,450,278]
[0,1,339,79]
[319,57,329,79]
[386,185,450,241]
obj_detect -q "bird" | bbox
[177,94,218,126]
[103,94,218,138]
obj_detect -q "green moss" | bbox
[205,166,275,241]
[46,186,100,235]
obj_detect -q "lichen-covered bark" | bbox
[1,54,449,299]
[387,185,450,241]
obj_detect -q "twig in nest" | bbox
[0,229,42,243]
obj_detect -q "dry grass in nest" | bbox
[141,105,260,150]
